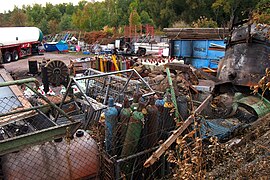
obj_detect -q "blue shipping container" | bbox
[170,39,225,69]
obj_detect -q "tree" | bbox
[47,7,62,21]
[72,9,84,30]
[26,4,46,25]
[129,9,141,26]
[140,10,154,25]
[78,0,87,10]
[192,16,218,28]
[10,6,27,26]
[212,0,259,25]
[66,3,75,15]
[253,0,270,23]
[60,14,72,31]
[56,3,67,15]
[39,18,49,34]
[0,13,11,26]
[48,20,60,34]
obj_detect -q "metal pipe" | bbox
[87,68,131,80]
[0,104,50,119]
[103,77,112,104]
[133,69,155,93]
[127,92,155,102]
[166,68,180,121]
[74,69,134,81]
[55,78,73,121]
[0,121,80,155]
[72,79,95,111]
[115,161,121,180]
[117,146,158,163]
[0,78,39,88]
[114,71,134,102]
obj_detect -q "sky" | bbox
[0,0,95,13]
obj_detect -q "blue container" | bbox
[171,39,225,68]
[173,40,192,57]
[56,43,68,52]
[44,42,58,52]
[193,40,207,58]
[83,51,90,55]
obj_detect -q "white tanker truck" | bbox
[0,27,43,63]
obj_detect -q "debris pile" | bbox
[0,21,270,179]
[83,31,116,45]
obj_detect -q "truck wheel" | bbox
[4,51,12,63]
[12,50,19,61]
[137,48,146,56]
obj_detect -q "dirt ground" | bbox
[2,52,89,77]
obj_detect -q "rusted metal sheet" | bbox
[237,94,270,118]
[163,28,229,39]
[217,24,270,87]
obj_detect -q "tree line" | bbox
[0,0,268,35]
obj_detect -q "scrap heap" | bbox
[0,21,269,180]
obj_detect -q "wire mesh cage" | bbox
[96,94,180,179]
[0,78,99,180]
[0,69,187,180]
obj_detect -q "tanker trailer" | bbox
[0,27,43,63]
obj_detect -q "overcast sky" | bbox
[0,0,95,13]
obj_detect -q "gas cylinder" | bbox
[121,102,145,157]
[2,130,100,180]
[126,59,130,69]
[116,97,132,155]
[122,58,127,70]
[144,96,159,149]
[130,93,140,112]
[107,59,112,72]
[155,93,165,137]
[95,56,99,70]
[155,93,165,111]
[120,102,145,177]
[100,57,104,72]
[103,58,108,72]
[160,93,176,139]
[111,59,115,71]
[105,97,118,154]
[177,95,189,120]
[118,57,122,70]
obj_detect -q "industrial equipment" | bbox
[217,23,270,87]
[45,60,69,86]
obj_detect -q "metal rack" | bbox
[59,68,155,128]
[0,78,81,155]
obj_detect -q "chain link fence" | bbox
[0,70,186,179]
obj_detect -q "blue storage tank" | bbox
[170,39,225,69]
[44,42,58,52]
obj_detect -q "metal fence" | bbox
[0,70,183,180]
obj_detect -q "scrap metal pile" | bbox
[0,21,269,180]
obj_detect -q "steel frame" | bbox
[0,78,81,155]
[58,69,155,128]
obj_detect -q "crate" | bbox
[69,59,92,75]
